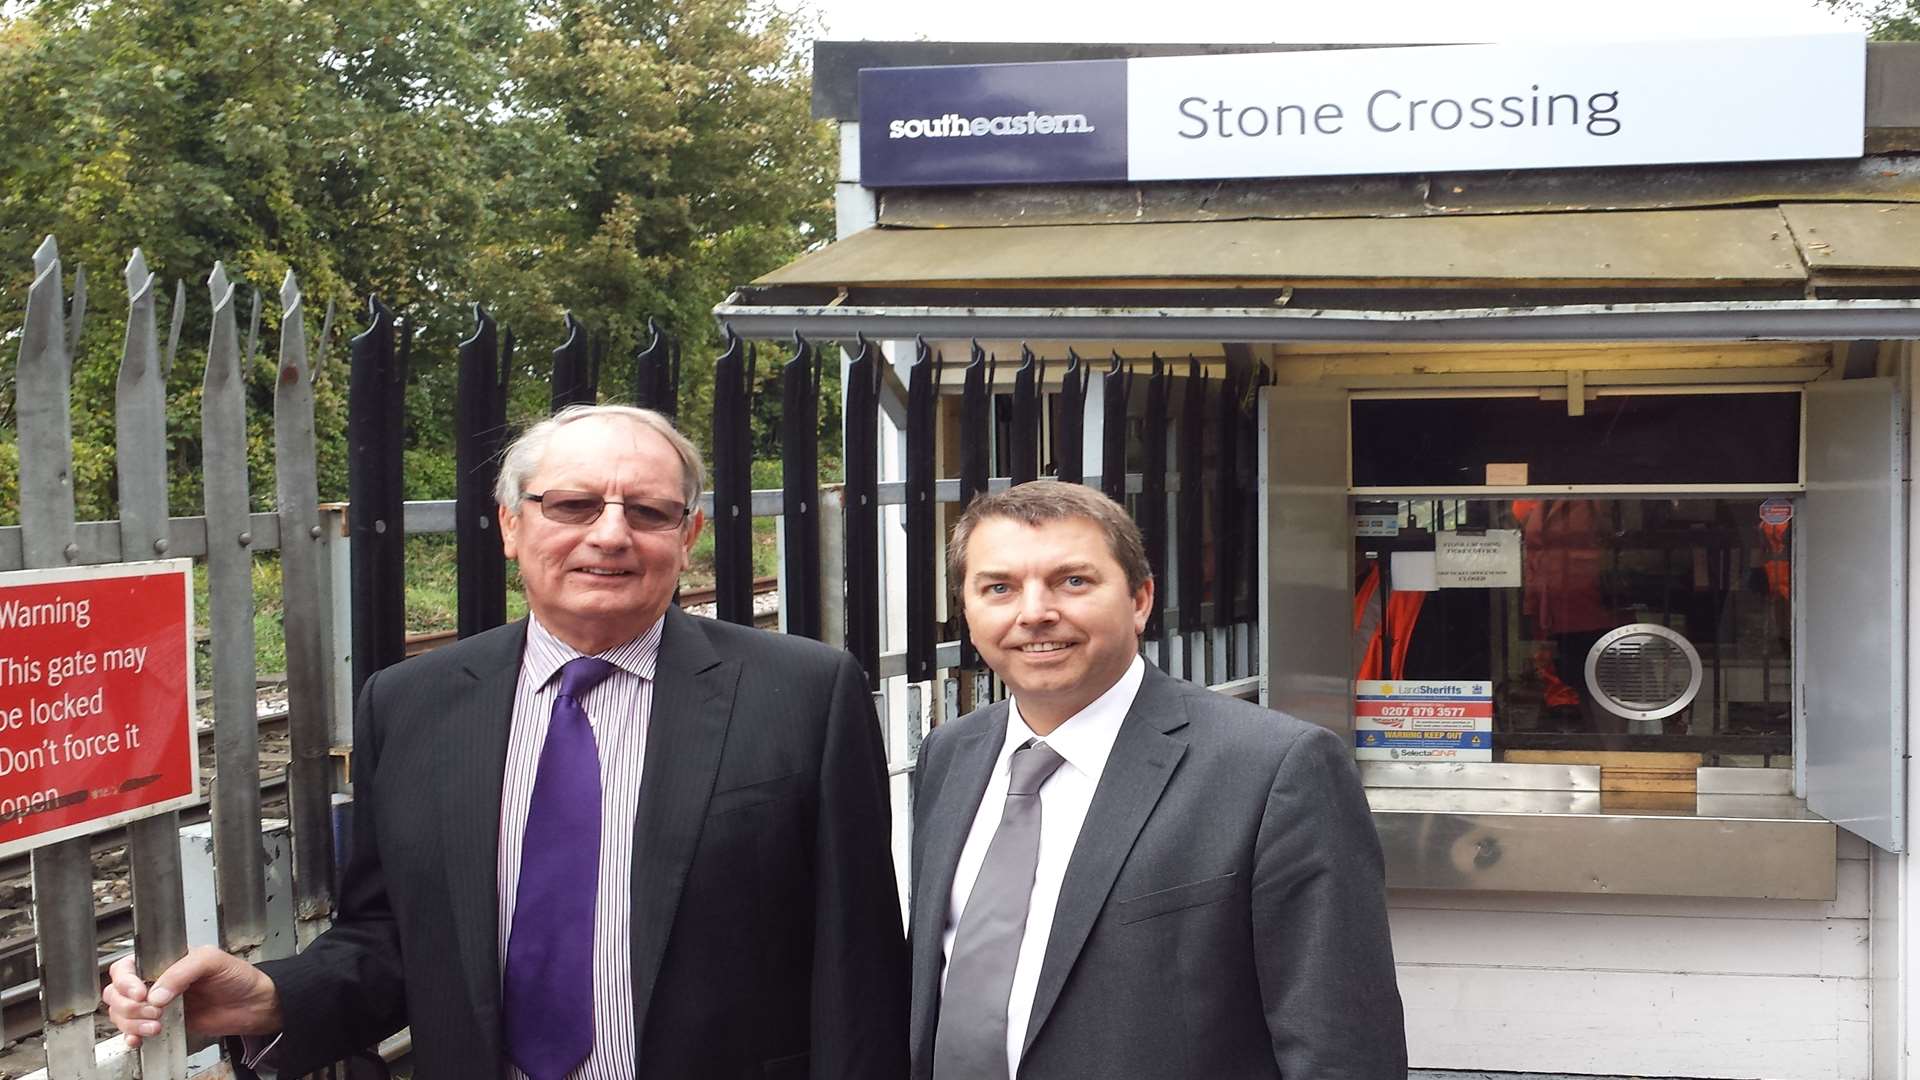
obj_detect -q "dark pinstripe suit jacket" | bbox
[909,666,1406,1079]
[252,608,908,1079]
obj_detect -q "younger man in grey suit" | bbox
[911,480,1404,1079]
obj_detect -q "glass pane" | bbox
[1351,393,1801,487]
[1352,497,1793,769]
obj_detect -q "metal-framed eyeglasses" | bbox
[522,490,691,532]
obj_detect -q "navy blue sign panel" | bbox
[859,60,1128,188]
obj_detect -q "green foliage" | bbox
[1824,0,1920,39]
[0,437,16,521]
[0,0,833,525]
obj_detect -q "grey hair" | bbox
[494,404,706,515]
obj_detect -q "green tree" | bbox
[1824,1,1920,39]
[476,0,833,451]
[0,0,832,520]
[0,0,518,515]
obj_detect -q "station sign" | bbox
[860,35,1864,188]
[0,561,198,857]
[1355,679,1493,762]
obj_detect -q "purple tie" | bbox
[504,656,616,1080]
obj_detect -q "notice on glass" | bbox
[1435,529,1521,588]
[0,561,198,858]
[1354,679,1493,762]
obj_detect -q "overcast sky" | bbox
[808,0,1862,44]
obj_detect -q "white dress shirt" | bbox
[496,614,662,1080]
[941,654,1146,1079]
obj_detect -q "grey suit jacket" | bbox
[909,666,1406,1079]
[253,607,908,1079]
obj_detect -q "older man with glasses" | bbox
[103,404,909,1080]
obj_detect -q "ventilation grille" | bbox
[1585,624,1704,722]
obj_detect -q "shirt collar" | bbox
[1003,654,1146,785]
[524,613,664,691]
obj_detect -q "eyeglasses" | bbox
[523,490,691,532]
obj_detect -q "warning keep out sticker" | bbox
[0,561,198,857]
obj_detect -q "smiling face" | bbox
[499,415,705,654]
[960,514,1154,735]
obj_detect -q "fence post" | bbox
[957,344,989,681]
[842,337,880,685]
[1178,361,1208,679]
[273,271,338,944]
[1100,353,1130,507]
[456,306,509,637]
[904,340,937,686]
[779,335,821,640]
[1055,350,1084,485]
[1239,363,1271,678]
[1214,362,1246,679]
[633,318,675,416]
[710,331,754,625]
[550,313,593,411]
[1009,346,1039,486]
[348,299,406,696]
[117,249,191,1078]
[203,262,269,957]
[18,237,101,1078]
[1141,357,1169,650]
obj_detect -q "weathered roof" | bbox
[756,208,1812,290]
[874,157,1920,229]
[1782,202,1920,272]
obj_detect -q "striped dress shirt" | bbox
[497,615,662,1080]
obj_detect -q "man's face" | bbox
[499,417,705,654]
[960,515,1153,732]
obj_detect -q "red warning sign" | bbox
[0,561,198,857]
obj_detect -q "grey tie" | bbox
[934,739,1068,1080]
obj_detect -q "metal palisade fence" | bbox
[3,238,341,1079]
[2,236,1267,1078]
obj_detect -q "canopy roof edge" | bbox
[712,297,1920,345]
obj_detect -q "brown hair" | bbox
[948,480,1152,593]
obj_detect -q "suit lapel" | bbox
[436,621,528,1060]
[908,705,1008,1079]
[627,607,739,1051]
[1021,668,1190,1062]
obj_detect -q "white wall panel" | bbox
[1393,851,1871,1079]
[1400,963,1870,1079]
[1390,908,1868,979]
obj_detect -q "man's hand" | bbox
[101,946,283,1048]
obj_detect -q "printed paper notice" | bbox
[1355,679,1493,762]
[1435,530,1521,588]
[0,561,198,857]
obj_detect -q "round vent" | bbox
[1584,623,1703,722]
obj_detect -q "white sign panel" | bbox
[1125,35,1864,181]
[1435,530,1522,588]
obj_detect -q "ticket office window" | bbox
[1351,496,1794,769]
[1347,389,1803,774]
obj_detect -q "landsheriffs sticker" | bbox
[1354,679,1493,762]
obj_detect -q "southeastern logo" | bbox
[888,110,1097,139]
